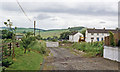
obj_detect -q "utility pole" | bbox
[39,29,40,36]
[34,21,36,36]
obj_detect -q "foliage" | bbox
[3,19,17,39]
[2,30,13,39]
[30,41,46,54]
[118,40,120,47]
[61,40,72,43]
[21,32,36,53]
[2,59,13,67]
[46,36,58,42]
[6,49,43,70]
[72,42,104,57]
[80,29,86,37]
[22,31,26,34]
[3,44,9,56]
[59,31,71,40]
[36,35,42,40]
[109,31,115,46]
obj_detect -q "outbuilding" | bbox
[69,32,84,42]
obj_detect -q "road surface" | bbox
[43,47,119,70]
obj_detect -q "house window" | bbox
[97,33,99,35]
[91,37,94,42]
[91,37,94,39]
[91,33,94,35]
[102,33,104,35]
[97,37,99,41]
[101,38,103,41]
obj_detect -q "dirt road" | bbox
[43,47,119,70]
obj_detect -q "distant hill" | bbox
[0,26,86,38]
[68,26,85,31]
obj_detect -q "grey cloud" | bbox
[99,21,106,23]
[1,2,118,16]
[2,2,19,11]
[34,14,51,20]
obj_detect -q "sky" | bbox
[0,0,119,30]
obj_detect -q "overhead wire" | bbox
[16,0,32,23]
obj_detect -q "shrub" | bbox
[36,35,42,40]
[109,31,115,46]
[21,32,36,53]
[62,40,71,43]
[2,59,13,67]
[72,41,104,57]
[30,41,46,54]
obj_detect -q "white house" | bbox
[69,32,84,42]
[16,35,23,40]
[85,28,118,42]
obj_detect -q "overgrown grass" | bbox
[3,40,46,70]
[6,49,43,70]
[30,41,46,54]
[72,42,104,57]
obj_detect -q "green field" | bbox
[1,26,86,38]
[38,30,69,38]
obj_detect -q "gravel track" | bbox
[44,47,119,70]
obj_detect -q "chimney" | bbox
[116,28,119,31]
[103,28,105,30]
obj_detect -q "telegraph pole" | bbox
[39,29,40,36]
[34,21,36,36]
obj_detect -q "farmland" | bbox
[1,26,86,38]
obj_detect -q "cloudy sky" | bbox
[0,0,119,30]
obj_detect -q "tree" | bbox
[23,31,26,34]
[36,35,42,40]
[81,29,86,37]
[52,36,58,42]
[109,31,115,46]
[3,19,17,57]
[59,31,71,40]
[118,40,120,47]
[47,37,52,41]
[21,32,36,53]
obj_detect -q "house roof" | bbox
[69,32,79,35]
[87,28,120,33]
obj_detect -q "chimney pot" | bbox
[104,28,105,30]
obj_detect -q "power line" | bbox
[16,0,32,22]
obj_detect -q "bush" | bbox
[30,41,46,54]
[21,32,36,53]
[62,40,71,43]
[72,42,104,57]
[2,59,13,67]
[109,31,115,46]
[36,35,42,40]
[118,40,120,47]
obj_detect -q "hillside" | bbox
[0,26,86,38]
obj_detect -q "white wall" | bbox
[73,33,83,42]
[69,32,83,42]
[104,46,120,62]
[69,35,74,42]
[46,42,59,47]
[85,30,109,42]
